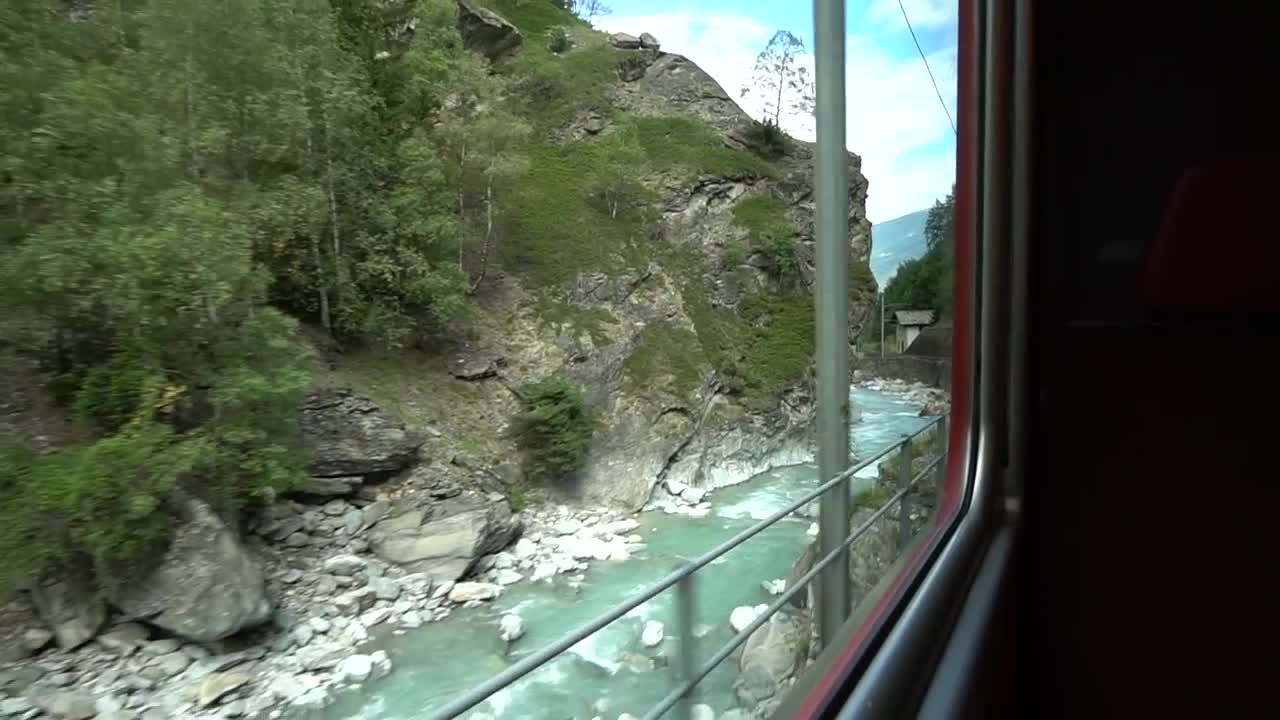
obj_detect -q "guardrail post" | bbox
[813,0,851,651]
[934,415,948,490]
[674,568,696,720]
[898,436,913,551]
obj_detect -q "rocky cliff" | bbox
[436,1,876,510]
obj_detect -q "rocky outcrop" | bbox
[299,388,423,482]
[608,32,641,49]
[369,492,522,583]
[456,0,522,62]
[107,499,270,643]
[27,576,106,651]
[735,613,808,714]
[370,3,874,512]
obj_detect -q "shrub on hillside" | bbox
[0,424,199,589]
[512,377,593,484]
[744,119,788,160]
[547,26,571,53]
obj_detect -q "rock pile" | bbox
[854,377,950,416]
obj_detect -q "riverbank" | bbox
[0,385,941,720]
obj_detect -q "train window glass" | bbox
[0,1,968,720]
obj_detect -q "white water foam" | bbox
[568,629,623,674]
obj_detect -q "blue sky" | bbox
[598,0,957,223]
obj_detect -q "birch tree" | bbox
[740,30,815,127]
[436,70,530,295]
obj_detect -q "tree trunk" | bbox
[773,63,786,126]
[304,96,331,334]
[467,174,494,295]
[184,29,198,178]
[457,142,467,278]
[311,235,332,332]
[323,107,341,313]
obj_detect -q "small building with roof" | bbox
[894,310,936,353]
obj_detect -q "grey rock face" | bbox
[107,499,270,642]
[371,495,521,583]
[28,576,106,651]
[299,389,422,478]
[456,0,523,61]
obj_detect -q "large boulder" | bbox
[787,541,818,609]
[27,576,106,651]
[456,0,522,62]
[370,494,522,583]
[609,32,641,49]
[299,388,422,478]
[735,614,807,712]
[108,499,270,642]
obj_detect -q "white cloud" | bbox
[599,9,956,223]
[866,0,958,30]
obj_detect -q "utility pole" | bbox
[880,291,886,358]
[812,0,851,650]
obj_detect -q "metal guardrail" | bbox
[428,414,949,720]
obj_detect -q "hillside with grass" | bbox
[0,0,878,601]
[368,0,880,509]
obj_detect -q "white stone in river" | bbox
[691,704,715,720]
[729,605,767,633]
[343,620,369,643]
[514,538,537,559]
[361,607,392,627]
[665,478,689,495]
[619,715,639,720]
[608,547,630,562]
[598,519,640,536]
[640,621,664,648]
[432,581,455,599]
[558,534,613,561]
[494,569,523,586]
[492,552,516,570]
[448,582,501,603]
[499,614,525,643]
[335,654,373,684]
[553,518,582,535]
[762,579,787,596]
[531,563,557,582]
[682,487,707,504]
[370,650,393,680]
[807,522,819,537]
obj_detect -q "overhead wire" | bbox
[896,0,958,135]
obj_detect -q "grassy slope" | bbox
[478,2,815,406]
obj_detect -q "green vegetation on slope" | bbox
[485,0,587,37]
[628,116,777,181]
[0,0,863,586]
[0,0,467,587]
[623,321,707,397]
[500,136,652,287]
[502,114,781,289]
[662,240,815,409]
[861,185,955,345]
[538,301,620,347]
[513,376,594,484]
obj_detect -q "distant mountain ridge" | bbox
[869,208,929,288]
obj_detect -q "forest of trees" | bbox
[861,186,955,346]
[0,0,532,586]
